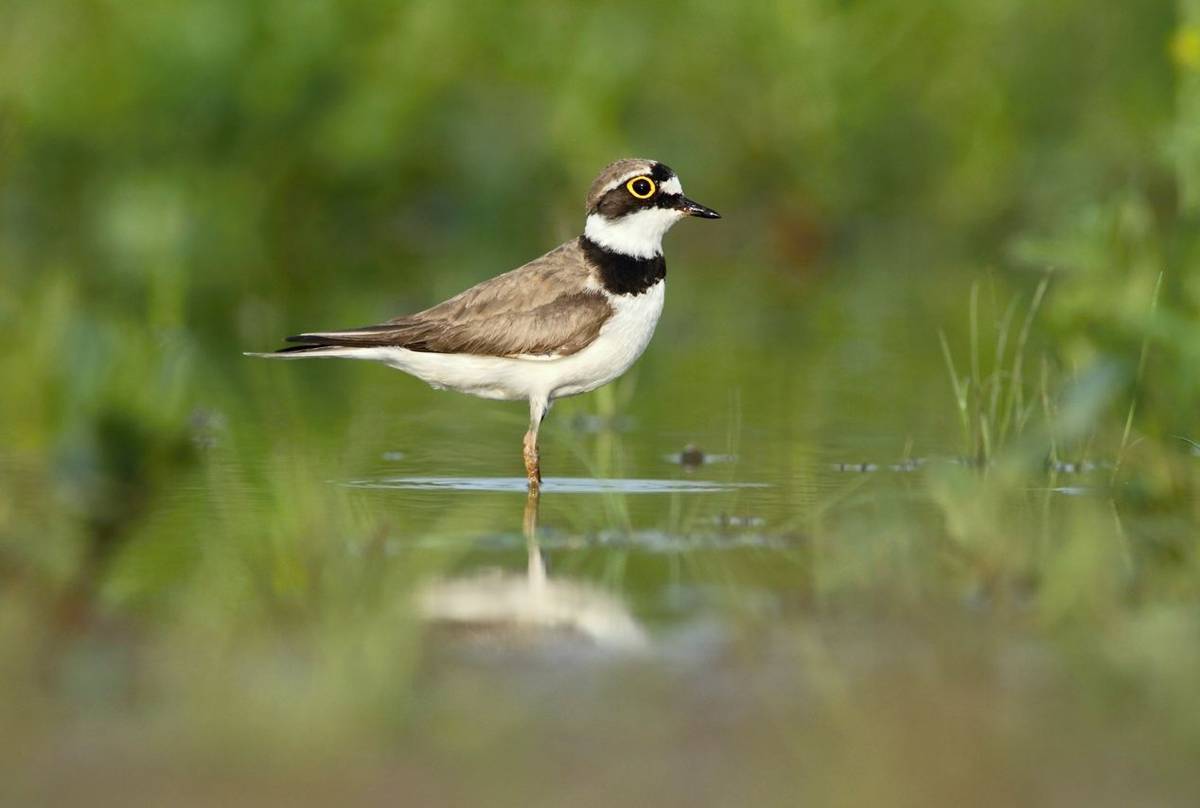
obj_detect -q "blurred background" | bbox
[3,1,1200,805]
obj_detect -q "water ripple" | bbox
[340,476,768,493]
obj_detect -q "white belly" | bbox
[370,281,665,402]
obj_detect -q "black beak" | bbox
[677,196,721,219]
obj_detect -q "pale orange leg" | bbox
[523,428,541,490]
[523,397,548,491]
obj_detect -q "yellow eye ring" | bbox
[626,176,656,199]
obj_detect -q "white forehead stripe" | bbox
[600,168,653,195]
[600,170,683,197]
[659,176,683,195]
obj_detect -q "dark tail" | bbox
[243,337,367,359]
[275,341,346,354]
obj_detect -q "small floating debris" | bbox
[830,457,930,473]
[829,455,1115,475]
[831,461,879,473]
[1045,459,1108,474]
[711,513,766,529]
[1047,485,1106,496]
[681,444,705,468]
[664,444,737,470]
[946,456,989,469]
[590,529,789,552]
[381,451,406,462]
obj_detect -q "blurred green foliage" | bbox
[2,0,1191,438]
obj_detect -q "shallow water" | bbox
[5,265,1197,808]
[342,475,768,493]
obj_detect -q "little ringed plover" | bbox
[248,158,720,490]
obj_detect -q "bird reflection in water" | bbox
[416,489,647,651]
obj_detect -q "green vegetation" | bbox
[2,1,1200,804]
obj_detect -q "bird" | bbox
[247,158,720,491]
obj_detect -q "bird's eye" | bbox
[626,176,656,199]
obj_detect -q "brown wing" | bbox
[283,239,613,358]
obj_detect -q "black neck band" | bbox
[579,236,666,296]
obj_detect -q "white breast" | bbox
[542,281,665,399]
[360,282,666,402]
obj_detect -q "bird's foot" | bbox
[524,463,541,493]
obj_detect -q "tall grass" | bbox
[938,278,1049,466]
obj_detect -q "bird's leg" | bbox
[522,429,540,489]
[523,397,548,491]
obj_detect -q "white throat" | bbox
[584,208,684,260]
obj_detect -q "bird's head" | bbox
[583,159,720,260]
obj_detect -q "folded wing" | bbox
[281,239,613,358]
